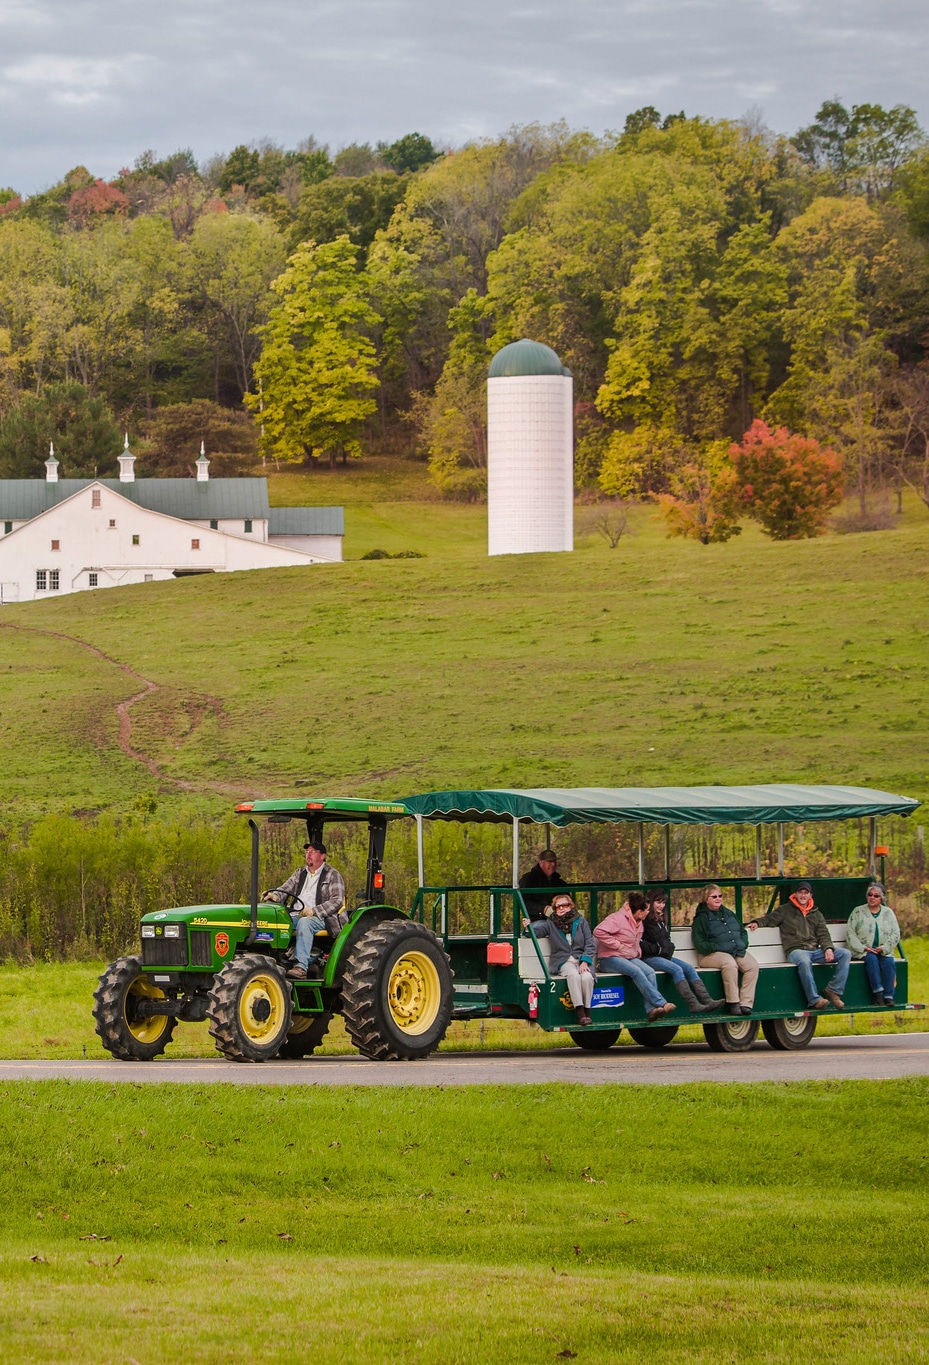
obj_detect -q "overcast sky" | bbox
[1,0,927,194]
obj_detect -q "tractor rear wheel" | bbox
[207,955,292,1062]
[277,1010,333,1059]
[569,1029,621,1051]
[627,1026,679,1049]
[93,956,176,1061]
[341,919,453,1060]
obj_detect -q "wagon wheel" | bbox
[761,1015,817,1051]
[703,1017,760,1053]
[627,1025,679,1049]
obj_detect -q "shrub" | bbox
[732,420,844,540]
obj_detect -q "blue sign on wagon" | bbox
[591,985,624,1009]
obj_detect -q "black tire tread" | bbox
[92,955,176,1062]
[207,954,291,1063]
[569,1028,621,1051]
[341,919,453,1061]
[277,1011,333,1059]
[627,1025,679,1049]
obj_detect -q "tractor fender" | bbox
[324,904,408,987]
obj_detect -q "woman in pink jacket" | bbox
[593,890,676,1021]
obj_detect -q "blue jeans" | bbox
[597,956,667,1012]
[862,952,896,999]
[642,955,700,986]
[291,913,325,969]
[787,946,851,1005]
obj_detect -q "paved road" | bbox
[2,1033,928,1086]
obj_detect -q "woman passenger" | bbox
[847,882,901,1006]
[690,883,760,1016]
[640,889,724,1013]
[593,890,676,1021]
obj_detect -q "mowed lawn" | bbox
[0,1078,927,1363]
[0,490,927,817]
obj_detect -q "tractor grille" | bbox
[189,930,213,967]
[141,933,189,967]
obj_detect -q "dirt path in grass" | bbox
[0,620,236,794]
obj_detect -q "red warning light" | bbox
[373,872,385,890]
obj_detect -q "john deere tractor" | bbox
[92,798,453,1063]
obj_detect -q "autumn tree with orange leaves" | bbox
[731,420,844,539]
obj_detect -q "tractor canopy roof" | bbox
[236,797,408,821]
[398,784,920,827]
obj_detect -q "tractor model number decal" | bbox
[215,932,230,957]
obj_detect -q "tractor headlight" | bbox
[164,924,181,938]
[141,925,155,938]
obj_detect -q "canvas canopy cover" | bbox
[399,785,920,827]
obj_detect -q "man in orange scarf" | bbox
[747,880,851,1010]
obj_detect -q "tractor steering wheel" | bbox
[260,889,305,914]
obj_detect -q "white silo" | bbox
[487,338,573,556]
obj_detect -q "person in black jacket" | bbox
[640,889,724,1013]
[518,849,567,921]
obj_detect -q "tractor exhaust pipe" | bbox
[246,818,260,945]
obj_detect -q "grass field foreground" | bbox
[1,1078,928,1362]
[2,939,927,1061]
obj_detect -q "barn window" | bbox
[144,574,153,582]
[132,534,140,545]
[36,570,47,591]
[244,519,253,533]
[191,539,200,550]
[109,519,116,529]
[3,522,11,534]
[210,519,218,529]
[91,489,101,509]
[49,570,60,591]
[89,573,98,587]
[51,539,60,551]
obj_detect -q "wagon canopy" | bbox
[399,785,920,827]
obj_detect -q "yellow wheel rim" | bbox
[125,976,170,1044]
[387,950,441,1036]
[239,973,287,1043]
[287,1014,314,1036]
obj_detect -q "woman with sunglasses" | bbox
[847,882,901,1006]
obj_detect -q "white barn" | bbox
[0,445,344,602]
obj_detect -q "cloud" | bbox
[1,52,154,107]
[0,0,926,193]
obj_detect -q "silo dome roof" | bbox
[488,338,571,378]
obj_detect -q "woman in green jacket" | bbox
[847,883,901,1006]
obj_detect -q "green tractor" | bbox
[93,798,454,1063]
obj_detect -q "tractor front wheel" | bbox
[341,919,453,1060]
[277,1010,333,1059]
[93,956,176,1061]
[207,955,292,1062]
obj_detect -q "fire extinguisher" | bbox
[528,983,539,1021]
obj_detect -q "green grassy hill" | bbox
[1,469,927,821]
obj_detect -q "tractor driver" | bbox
[268,841,347,980]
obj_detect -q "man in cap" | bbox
[747,880,851,1010]
[267,841,347,980]
[519,848,568,922]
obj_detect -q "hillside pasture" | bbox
[0,499,927,820]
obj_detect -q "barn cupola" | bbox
[45,441,59,483]
[118,432,136,483]
[196,440,210,483]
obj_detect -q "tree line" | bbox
[2,105,929,538]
